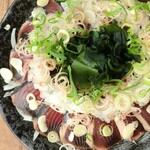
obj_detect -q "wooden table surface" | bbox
[0,1,27,150]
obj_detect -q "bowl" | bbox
[0,0,150,150]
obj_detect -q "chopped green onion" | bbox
[105,79,123,95]
[74,96,85,105]
[135,85,150,106]
[73,124,87,137]
[86,133,93,142]
[37,0,49,7]
[32,13,46,28]
[48,18,58,24]
[105,8,122,17]
[47,131,60,143]
[111,0,128,21]
[101,125,113,137]
[67,66,78,102]
[50,49,66,61]
[122,82,141,91]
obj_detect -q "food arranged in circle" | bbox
[0,0,150,149]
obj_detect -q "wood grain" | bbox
[0,1,27,150]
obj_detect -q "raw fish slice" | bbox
[18,21,34,40]
[44,0,63,14]
[92,118,121,150]
[59,122,90,149]
[135,102,150,132]
[11,82,41,115]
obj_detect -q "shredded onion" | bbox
[45,58,56,71]
[94,97,109,111]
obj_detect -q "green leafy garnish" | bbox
[105,8,122,17]
[67,65,78,101]
[64,24,141,90]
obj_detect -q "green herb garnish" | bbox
[64,24,141,90]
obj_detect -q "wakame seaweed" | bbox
[63,24,141,89]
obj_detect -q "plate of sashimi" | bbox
[0,0,150,150]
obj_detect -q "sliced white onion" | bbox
[57,29,70,44]
[143,72,150,85]
[68,131,74,142]
[33,131,39,141]
[11,28,17,49]
[31,7,45,18]
[74,11,85,22]
[73,124,87,137]
[122,121,138,140]
[135,85,150,106]
[99,125,113,137]
[0,68,13,83]
[47,131,60,143]
[94,98,109,111]
[84,10,96,24]
[114,93,132,111]
[37,0,49,7]
[123,0,135,7]
[3,81,20,91]
[133,61,150,75]
[10,58,24,76]
[4,24,11,31]
[45,58,56,71]
[26,93,36,102]
[26,93,38,110]
[29,99,39,110]
[37,115,48,132]
[79,114,92,126]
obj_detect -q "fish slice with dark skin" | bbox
[87,118,121,150]
[17,0,63,40]
[59,115,91,150]
[33,106,64,137]
[11,82,41,115]
[44,0,63,13]
[17,21,34,40]
[10,50,33,83]
[11,81,64,138]
[59,115,121,150]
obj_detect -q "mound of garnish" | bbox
[0,0,150,149]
